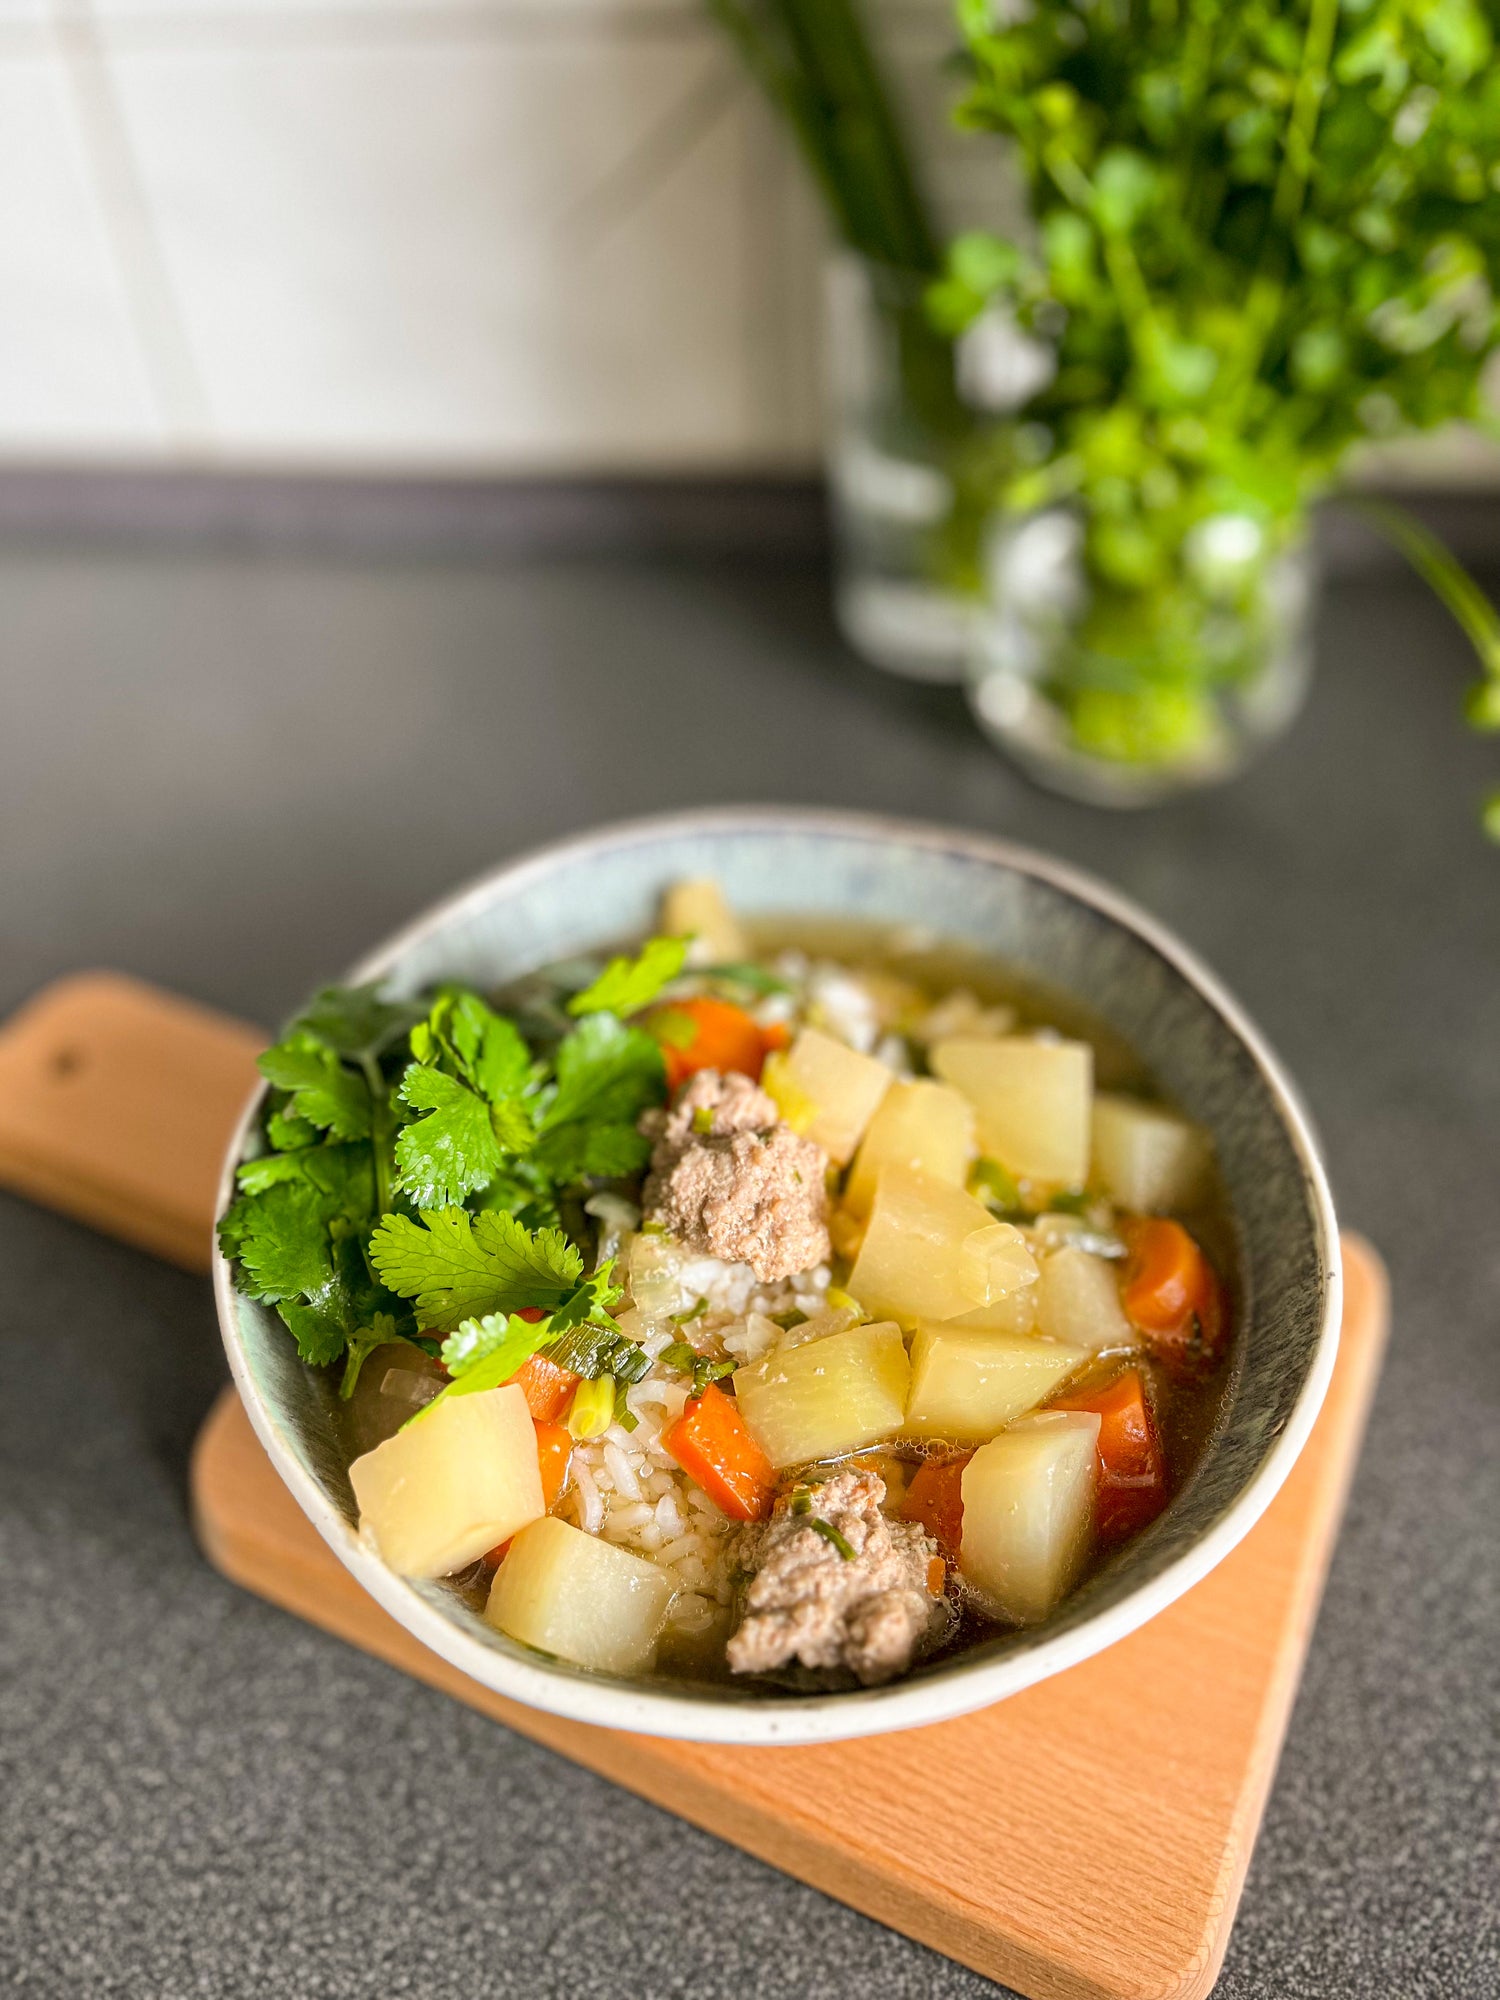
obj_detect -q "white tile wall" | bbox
[2,1,1496,477]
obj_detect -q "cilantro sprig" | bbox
[220,951,680,1397]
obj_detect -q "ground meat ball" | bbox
[726,1470,939,1686]
[639,1070,831,1283]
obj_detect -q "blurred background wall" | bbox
[7,0,1500,481]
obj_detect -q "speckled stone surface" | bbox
[1,529,1496,1997]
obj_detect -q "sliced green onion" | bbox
[808,1517,857,1561]
[670,1296,709,1325]
[565,1376,615,1440]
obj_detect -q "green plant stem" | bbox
[705,0,937,272]
[1352,499,1500,679]
[1233,0,1341,395]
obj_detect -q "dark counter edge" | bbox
[0,464,1496,568]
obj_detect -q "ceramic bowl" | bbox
[212,808,1341,1745]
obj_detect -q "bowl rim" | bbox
[211,805,1342,1745]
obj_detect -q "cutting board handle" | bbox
[0,973,264,1271]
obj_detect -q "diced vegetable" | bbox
[960,1411,1100,1623]
[646,995,767,1091]
[484,1418,574,1564]
[765,1026,892,1164]
[486,1516,676,1673]
[903,1454,971,1563]
[564,1376,616,1440]
[349,1385,544,1578]
[905,1325,1084,1442]
[1035,1245,1137,1354]
[508,1351,580,1423]
[1091,1093,1212,1213]
[843,1079,977,1221]
[733,1320,910,1468]
[660,878,748,962]
[662,1381,776,1521]
[848,1164,1016,1324]
[1121,1217,1229,1382]
[1051,1369,1167,1542]
[931,1036,1093,1187]
[959,1221,1039,1306]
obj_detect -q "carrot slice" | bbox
[662,1382,775,1522]
[902,1454,972,1565]
[645,997,769,1092]
[508,1352,580,1424]
[1053,1368,1167,1543]
[485,1418,575,1565]
[1121,1217,1229,1382]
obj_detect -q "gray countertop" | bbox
[1,513,1496,1999]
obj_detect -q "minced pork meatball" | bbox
[639,1069,831,1283]
[726,1469,940,1686]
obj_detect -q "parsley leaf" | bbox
[258,1034,372,1140]
[369,1207,584,1331]
[567,936,687,1018]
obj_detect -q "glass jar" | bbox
[824,255,986,683]
[966,509,1319,806]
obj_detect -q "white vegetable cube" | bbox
[349,1385,544,1579]
[844,1079,977,1220]
[734,1320,909,1468]
[960,1411,1101,1623]
[771,1026,892,1165]
[486,1516,675,1674]
[848,1164,1004,1324]
[1091,1093,1212,1213]
[659,877,747,962]
[905,1326,1084,1442]
[931,1036,1093,1188]
[1035,1245,1137,1354]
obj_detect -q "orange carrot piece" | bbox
[925,1554,947,1596]
[508,1352,580,1424]
[646,996,769,1092]
[533,1418,574,1511]
[485,1418,575,1565]
[1053,1368,1167,1543]
[662,1382,775,1522]
[902,1454,972,1565]
[1121,1218,1229,1382]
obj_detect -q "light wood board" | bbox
[0,974,1389,2000]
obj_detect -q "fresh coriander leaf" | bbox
[440,1310,542,1379]
[414,990,535,1103]
[531,1119,651,1185]
[258,1035,372,1140]
[394,1066,531,1208]
[276,1293,350,1368]
[291,984,426,1062]
[222,1180,336,1302]
[542,1012,666,1131]
[369,1208,584,1331]
[545,1261,623,1340]
[339,1311,402,1398]
[266,1109,318,1151]
[567,936,688,1018]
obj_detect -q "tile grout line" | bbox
[49,0,215,453]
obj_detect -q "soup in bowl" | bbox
[212,811,1339,1744]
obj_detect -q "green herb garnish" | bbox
[808,1517,857,1561]
[567,936,687,1019]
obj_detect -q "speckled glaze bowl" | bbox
[212,809,1341,1745]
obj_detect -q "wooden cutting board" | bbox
[0,973,1388,2000]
